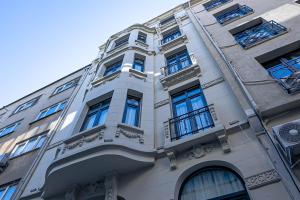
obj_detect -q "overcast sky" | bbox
[0,0,187,107]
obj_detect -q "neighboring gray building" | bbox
[1,0,300,199]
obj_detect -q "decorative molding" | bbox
[155,99,169,109]
[184,142,220,160]
[80,181,105,198]
[164,121,171,141]
[135,40,149,49]
[217,133,231,153]
[129,68,147,81]
[202,77,225,90]
[208,104,218,121]
[159,35,188,52]
[245,169,281,190]
[160,63,201,89]
[105,173,118,200]
[115,123,144,144]
[166,151,177,170]
[92,71,121,87]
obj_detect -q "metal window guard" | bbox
[216,5,253,24]
[161,54,197,76]
[234,20,287,49]
[166,106,215,141]
[161,31,182,45]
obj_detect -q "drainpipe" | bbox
[187,0,300,196]
[13,65,92,200]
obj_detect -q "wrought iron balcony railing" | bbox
[234,20,287,49]
[163,56,193,76]
[168,106,214,141]
[161,31,182,45]
[216,5,253,25]
[204,0,231,11]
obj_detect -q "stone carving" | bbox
[166,151,177,170]
[92,71,121,87]
[217,134,231,153]
[202,77,224,90]
[80,181,105,197]
[154,99,169,109]
[208,104,218,121]
[163,121,170,140]
[160,63,201,89]
[115,124,144,144]
[185,142,220,160]
[62,130,104,154]
[129,68,147,82]
[105,173,117,200]
[245,169,281,190]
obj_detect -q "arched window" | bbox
[179,167,249,200]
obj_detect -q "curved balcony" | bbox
[43,125,155,198]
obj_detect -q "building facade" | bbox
[1,0,300,199]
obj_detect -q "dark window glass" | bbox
[0,122,19,137]
[114,35,129,48]
[81,99,111,131]
[13,97,39,114]
[0,183,18,200]
[179,167,250,200]
[233,20,287,49]
[166,49,192,75]
[122,96,141,127]
[137,32,147,43]
[170,86,214,140]
[133,58,145,72]
[204,0,231,11]
[104,61,122,76]
[36,101,67,120]
[53,78,79,95]
[160,16,175,25]
[161,29,181,44]
[216,5,253,24]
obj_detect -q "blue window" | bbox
[166,49,192,75]
[160,16,175,26]
[53,78,79,95]
[0,122,20,138]
[104,61,122,76]
[0,182,18,200]
[233,20,287,49]
[170,86,214,141]
[122,96,141,127]
[13,97,39,114]
[10,134,47,158]
[81,99,111,131]
[133,58,145,72]
[137,32,147,43]
[263,50,300,93]
[161,29,182,45]
[216,5,253,25]
[36,101,67,121]
[114,35,129,48]
[204,0,231,11]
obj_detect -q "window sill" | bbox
[135,40,149,48]
[106,42,129,55]
[129,68,147,81]
[92,70,121,87]
[115,123,144,144]
[0,131,14,139]
[9,148,40,160]
[29,110,62,125]
[65,124,106,144]
[159,35,187,52]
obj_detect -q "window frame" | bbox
[122,96,141,127]
[80,98,111,132]
[114,34,130,49]
[133,57,145,72]
[35,100,68,121]
[166,49,192,75]
[137,32,147,43]
[52,77,80,96]
[10,134,47,158]
[13,97,40,115]
[161,28,182,45]
[160,15,175,26]
[104,60,123,76]
[0,182,18,200]
[0,121,21,138]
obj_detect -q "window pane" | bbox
[0,189,5,199]
[124,106,138,126]
[12,143,26,157]
[59,101,67,111]
[46,105,58,116]
[22,138,37,153]
[2,185,17,200]
[81,113,97,131]
[35,135,46,149]
[98,108,108,126]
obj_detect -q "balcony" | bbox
[233,20,287,49]
[43,125,155,197]
[204,0,232,11]
[215,5,253,25]
[160,54,200,89]
[159,31,187,52]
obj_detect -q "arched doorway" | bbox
[179,167,250,200]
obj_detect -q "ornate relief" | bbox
[80,181,105,198]
[245,169,281,190]
[129,68,147,82]
[105,174,117,200]
[208,104,218,121]
[160,63,201,89]
[115,123,144,144]
[61,130,104,154]
[92,71,121,87]
[217,134,231,153]
[184,142,220,160]
[202,77,224,90]
[166,151,177,170]
[164,121,170,140]
[65,185,79,200]
[154,99,169,109]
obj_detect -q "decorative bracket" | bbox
[166,151,177,170]
[115,123,144,144]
